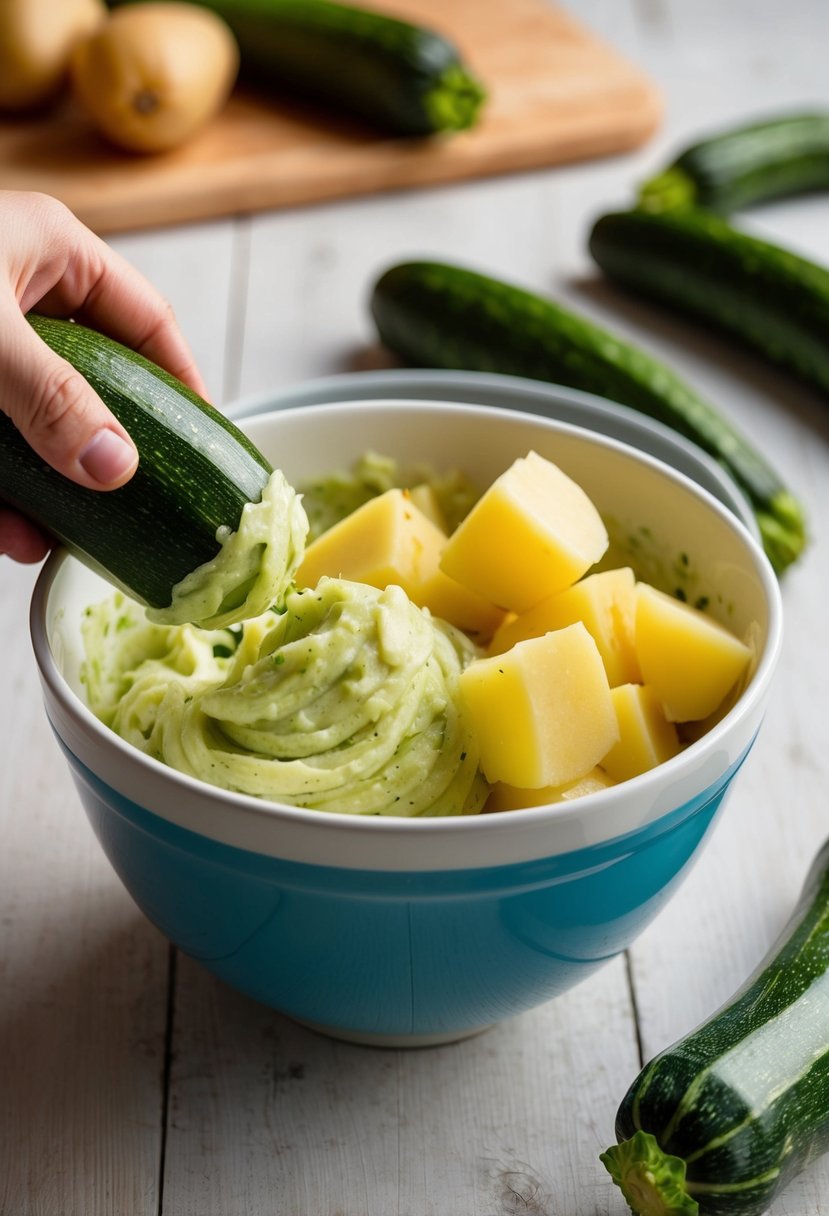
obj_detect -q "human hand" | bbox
[0,190,208,563]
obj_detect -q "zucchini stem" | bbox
[600,1131,699,1216]
[638,167,698,213]
[758,491,809,575]
[424,65,486,132]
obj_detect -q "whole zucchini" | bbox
[370,259,806,574]
[601,836,829,1216]
[0,314,271,611]
[639,112,829,214]
[590,205,829,399]
[115,0,486,136]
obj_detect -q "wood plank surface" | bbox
[0,562,170,1216]
[0,0,661,234]
[2,2,829,1214]
[161,955,638,1215]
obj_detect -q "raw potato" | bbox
[486,767,616,811]
[70,2,239,153]
[635,582,753,722]
[458,623,619,789]
[601,683,680,783]
[0,0,105,112]
[488,566,641,687]
[296,488,504,639]
[439,451,609,613]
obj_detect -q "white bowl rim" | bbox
[226,368,757,533]
[29,400,784,871]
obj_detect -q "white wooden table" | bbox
[3,3,829,1212]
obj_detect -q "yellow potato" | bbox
[70,2,239,153]
[459,623,619,789]
[297,489,504,639]
[439,451,608,612]
[488,566,641,687]
[601,683,681,782]
[635,583,753,722]
[0,0,105,112]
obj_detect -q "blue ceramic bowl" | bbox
[30,399,782,1046]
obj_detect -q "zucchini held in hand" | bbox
[115,0,486,136]
[601,836,829,1216]
[369,259,806,575]
[639,111,829,214]
[0,315,305,628]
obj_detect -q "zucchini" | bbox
[590,205,829,401]
[601,837,829,1216]
[369,259,806,574]
[0,313,272,611]
[124,0,486,136]
[639,112,829,214]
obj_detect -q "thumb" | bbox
[0,304,138,490]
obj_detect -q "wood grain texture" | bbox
[161,954,637,1216]
[3,1,829,1213]
[0,0,661,234]
[0,564,170,1216]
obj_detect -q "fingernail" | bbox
[79,430,137,485]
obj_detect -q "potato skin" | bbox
[70,2,239,153]
[0,0,106,112]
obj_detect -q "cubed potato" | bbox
[296,488,430,593]
[601,683,681,782]
[295,489,503,638]
[486,766,616,811]
[416,566,505,641]
[407,483,447,531]
[439,451,608,612]
[635,583,753,722]
[488,566,640,686]
[458,622,619,788]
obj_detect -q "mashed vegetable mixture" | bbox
[82,457,488,817]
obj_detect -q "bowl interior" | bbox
[228,371,757,529]
[36,400,780,865]
[242,399,770,641]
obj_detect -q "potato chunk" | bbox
[439,451,608,612]
[488,566,640,686]
[295,489,503,638]
[601,683,681,782]
[458,623,619,788]
[486,766,616,811]
[635,583,753,722]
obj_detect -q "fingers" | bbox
[0,294,138,490]
[21,195,209,400]
[76,252,210,400]
[0,191,211,568]
[0,508,53,563]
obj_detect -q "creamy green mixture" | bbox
[83,579,486,816]
[150,470,308,630]
[300,450,479,541]
[81,457,488,817]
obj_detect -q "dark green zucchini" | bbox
[639,112,829,214]
[601,837,829,1216]
[119,0,486,136]
[590,205,829,399]
[369,259,806,574]
[0,314,271,610]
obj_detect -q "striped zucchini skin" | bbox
[157,0,486,135]
[0,314,271,609]
[639,112,829,214]
[370,259,806,574]
[603,839,829,1216]
[589,207,829,399]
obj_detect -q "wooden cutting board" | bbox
[0,0,661,235]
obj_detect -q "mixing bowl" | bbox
[30,400,783,1046]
